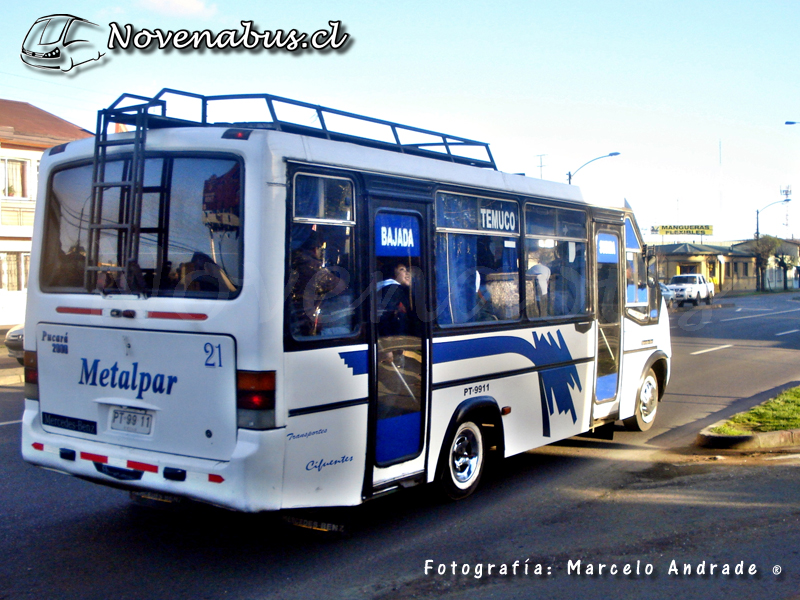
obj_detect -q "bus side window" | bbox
[524,205,588,320]
[624,217,649,317]
[288,173,357,340]
[435,232,520,325]
[434,192,520,326]
[289,223,356,338]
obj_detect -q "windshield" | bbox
[41,155,243,298]
[24,17,71,46]
[670,276,696,284]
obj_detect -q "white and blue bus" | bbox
[21,89,670,511]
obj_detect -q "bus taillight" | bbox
[24,351,38,400]
[236,371,276,430]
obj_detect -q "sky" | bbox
[3,0,800,243]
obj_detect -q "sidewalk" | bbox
[0,367,23,387]
[0,325,23,386]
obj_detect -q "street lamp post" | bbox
[567,152,620,184]
[755,197,791,291]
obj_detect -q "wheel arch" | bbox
[435,396,505,480]
[645,351,670,401]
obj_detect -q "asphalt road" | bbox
[2,294,800,600]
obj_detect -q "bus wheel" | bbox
[440,421,485,500]
[624,368,659,432]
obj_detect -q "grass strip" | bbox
[711,386,800,435]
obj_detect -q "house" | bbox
[651,242,758,292]
[0,99,93,324]
[730,238,800,291]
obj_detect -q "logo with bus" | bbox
[20,14,106,72]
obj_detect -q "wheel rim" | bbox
[450,425,481,488]
[639,376,658,423]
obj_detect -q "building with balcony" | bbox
[0,99,92,324]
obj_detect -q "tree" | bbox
[776,252,796,291]
[754,235,781,291]
[705,255,718,284]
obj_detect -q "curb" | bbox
[696,419,800,450]
[0,368,23,387]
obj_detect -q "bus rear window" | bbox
[41,156,243,298]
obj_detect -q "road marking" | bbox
[776,329,800,336]
[690,344,733,355]
[0,420,21,427]
[721,308,800,322]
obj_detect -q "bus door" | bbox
[594,227,623,414]
[369,206,429,492]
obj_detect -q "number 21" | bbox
[204,343,223,367]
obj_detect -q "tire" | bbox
[439,421,485,500]
[692,294,699,306]
[624,368,659,432]
[705,293,712,305]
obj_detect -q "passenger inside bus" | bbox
[375,259,423,464]
[526,260,551,317]
[525,241,586,318]
[45,244,86,288]
[176,252,237,294]
[289,226,355,337]
[476,236,519,321]
[376,262,415,338]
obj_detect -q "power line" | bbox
[0,69,116,98]
[0,81,102,109]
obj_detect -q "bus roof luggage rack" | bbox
[100,88,498,170]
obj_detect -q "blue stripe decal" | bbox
[433,331,582,433]
[339,349,369,375]
[433,330,572,369]
[541,364,580,424]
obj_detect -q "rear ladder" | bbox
[85,95,166,293]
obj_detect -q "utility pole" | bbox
[782,186,791,228]
[536,154,546,179]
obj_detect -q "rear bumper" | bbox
[21,399,286,512]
